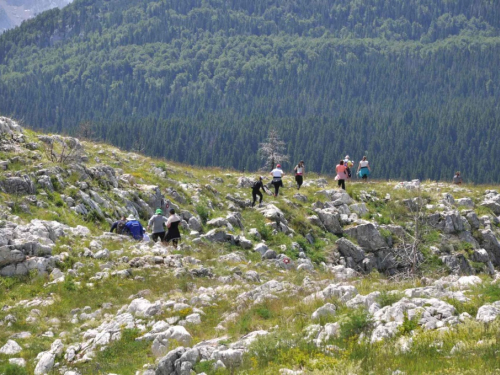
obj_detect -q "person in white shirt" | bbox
[270,164,285,197]
[294,160,305,190]
[357,156,371,182]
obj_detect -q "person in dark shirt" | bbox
[110,216,127,234]
[165,209,182,246]
[251,176,269,207]
[453,171,463,185]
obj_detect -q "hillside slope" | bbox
[0,0,72,33]
[0,0,500,181]
[2,117,500,373]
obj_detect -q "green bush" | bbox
[50,175,62,192]
[63,276,77,291]
[376,291,403,308]
[86,209,104,223]
[253,305,273,320]
[196,203,210,225]
[398,313,419,335]
[3,364,28,375]
[340,308,372,339]
[193,360,216,373]
[256,221,272,241]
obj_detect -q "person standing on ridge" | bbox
[270,164,285,197]
[251,176,269,207]
[357,156,371,182]
[124,214,145,240]
[335,160,348,190]
[147,209,168,243]
[110,216,127,234]
[294,160,305,190]
[165,209,182,247]
[453,171,462,185]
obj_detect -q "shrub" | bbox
[340,308,372,339]
[398,313,419,335]
[256,221,272,241]
[63,276,77,292]
[196,203,210,225]
[376,291,403,307]
[193,360,216,373]
[86,210,104,223]
[3,364,28,375]
[50,175,61,192]
[253,305,272,320]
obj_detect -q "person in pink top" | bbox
[336,160,348,190]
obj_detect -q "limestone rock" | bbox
[476,302,500,323]
[343,223,388,251]
[0,340,22,355]
[311,303,336,320]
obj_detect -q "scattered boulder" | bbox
[343,223,388,251]
[0,340,22,355]
[476,302,500,323]
[311,303,336,320]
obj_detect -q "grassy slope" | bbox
[0,129,500,374]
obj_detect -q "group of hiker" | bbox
[109,157,465,244]
[335,155,372,190]
[110,206,182,245]
[251,156,372,207]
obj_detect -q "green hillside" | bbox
[0,0,499,181]
[2,117,500,374]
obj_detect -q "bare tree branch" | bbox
[258,129,289,171]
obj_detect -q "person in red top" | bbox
[335,160,348,190]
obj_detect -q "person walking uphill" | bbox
[270,164,285,197]
[110,216,127,234]
[357,156,371,182]
[335,160,348,190]
[251,176,269,207]
[165,209,182,246]
[294,161,305,190]
[453,171,462,185]
[124,214,145,240]
[147,209,168,242]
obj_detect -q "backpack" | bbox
[252,181,260,189]
[117,220,127,234]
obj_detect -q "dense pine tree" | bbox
[0,0,499,182]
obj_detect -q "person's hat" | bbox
[259,176,263,180]
[277,164,281,168]
[155,209,163,215]
[126,214,136,221]
[345,155,350,159]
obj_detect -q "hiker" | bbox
[344,155,353,179]
[110,216,127,234]
[270,164,285,197]
[165,208,182,246]
[335,160,348,190]
[357,156,371,182]
[147,209,168,243]
[294,160,305,190]
[453,171,462,185]
[124,214,145,240]
[251,176,269,207]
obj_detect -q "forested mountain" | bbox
[0,0,73,33]
[0,0,499,182]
